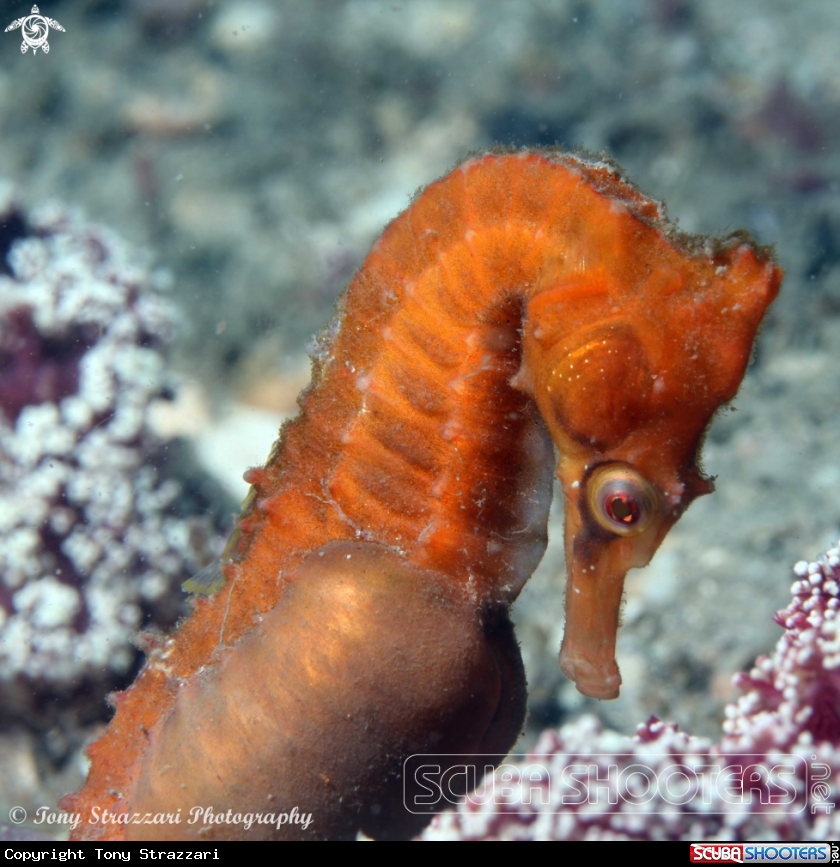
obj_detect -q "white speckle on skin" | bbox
[431,477,447,498]
[417,521,439,547]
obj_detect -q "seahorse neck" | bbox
[305,225,555,601]
[243,153,629,599]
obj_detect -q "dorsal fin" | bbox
[181,560,226,596]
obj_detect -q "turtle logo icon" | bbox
[5,5,65,55]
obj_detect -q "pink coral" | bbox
[421,544,840,841]
[0,191,226,714]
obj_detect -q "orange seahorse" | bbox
[62,149,780,841]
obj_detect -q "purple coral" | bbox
[0,190,222,708]
[725,554,840,750]
[421,544,840,841]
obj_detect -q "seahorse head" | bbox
[520,232,781,699]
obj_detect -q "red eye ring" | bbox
[586,464,658,536]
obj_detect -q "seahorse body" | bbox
[62,150,780,840]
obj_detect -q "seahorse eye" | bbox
[587,464,658,536]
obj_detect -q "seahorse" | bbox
[62,149,780,841]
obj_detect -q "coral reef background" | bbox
[0,195,223,701]
[422,544,840,840]
[0,0,839,834]
[0,193,232,817]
